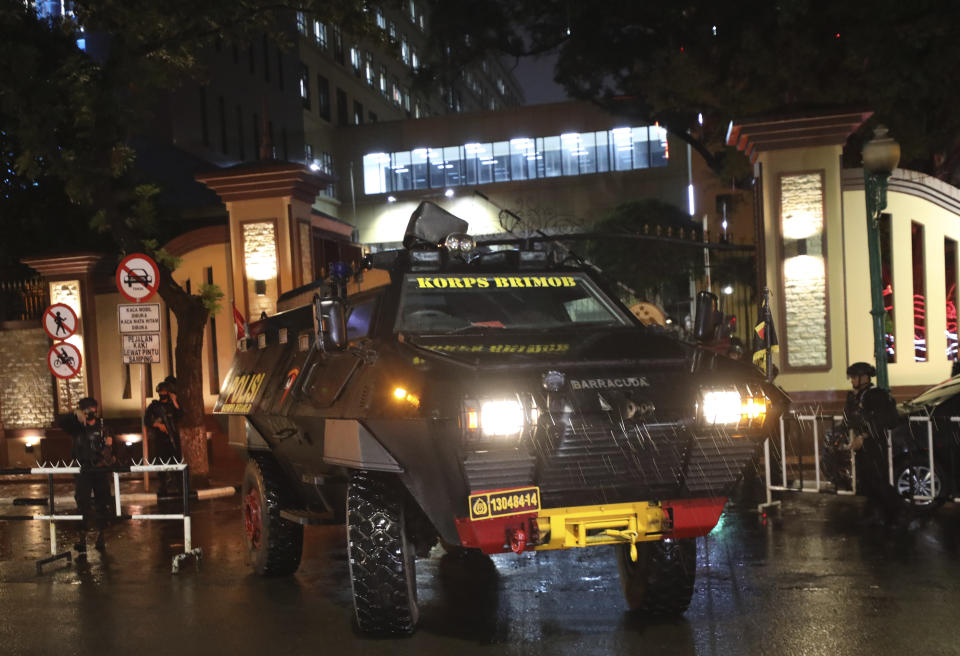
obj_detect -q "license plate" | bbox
[469,487,540,521]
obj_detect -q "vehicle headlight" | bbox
[463,395,539,440]
[699,388,768,428]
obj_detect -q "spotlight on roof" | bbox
[387,195,397,203]
[444,189,454,198]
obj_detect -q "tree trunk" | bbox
[158,267,211,485]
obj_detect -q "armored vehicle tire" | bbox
[347,471,419,635]
[893,457,947,514]
[616,538,697,616]
[241,457,304,576]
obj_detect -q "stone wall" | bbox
[0,327,54,428]
[780,172,829,368]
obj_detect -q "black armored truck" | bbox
[215,202,789,635]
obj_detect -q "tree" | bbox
[0,1,370,481]
[425,0,960,185]
[583,199,703,316]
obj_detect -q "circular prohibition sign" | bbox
[47,342,83,379]
[116,253,160,302]
[42,303,79,341]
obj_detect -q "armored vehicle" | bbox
[215,202,789,635]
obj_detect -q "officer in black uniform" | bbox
[63,397,114,556]
[145,378,184,496]
[843,362,903,525]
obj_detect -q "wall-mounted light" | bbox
[444,189,454,198]
[722,285,734,295]
[254,279,267,295]
[387,195,397,203]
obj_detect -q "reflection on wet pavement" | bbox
[2,479,960,655]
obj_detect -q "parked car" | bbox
[890,377,960,510]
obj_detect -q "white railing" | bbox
[0,461,203,573]
[759,411,958,513]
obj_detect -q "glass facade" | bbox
[361,126,668,195]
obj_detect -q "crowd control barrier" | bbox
[0,461,202,574]
[758,411,955,514]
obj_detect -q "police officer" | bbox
[65,397,114,556]
[843,362,903,525]
[145,377,184,496]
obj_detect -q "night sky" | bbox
[513,54,568,105]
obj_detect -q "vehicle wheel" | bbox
[616,538,697,616]
[241,456,303,576]
[894,457,947,513]
[347,471,419,635]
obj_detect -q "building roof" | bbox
[726,109,873,163]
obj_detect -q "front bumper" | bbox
[454,496,727,556]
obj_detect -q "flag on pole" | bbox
[232,302,247,340]
[752,291,779,375]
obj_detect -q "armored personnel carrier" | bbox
[215,202,788,635]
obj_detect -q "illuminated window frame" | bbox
[360,125,669,195]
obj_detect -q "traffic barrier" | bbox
[0,461,203,574]
[759,411,960,513]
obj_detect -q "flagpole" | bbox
[763,286,772,381]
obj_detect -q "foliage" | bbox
[198,283,224,315]
[0,0,370,477]
[428,0,960,185]
[584,200,703,312]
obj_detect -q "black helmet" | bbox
[156,381,171,393]
[78,397,98,410]
[846,362,876,377]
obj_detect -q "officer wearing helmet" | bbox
[844,361,903,524]
[145,376,184,496]
[59,397,114,556]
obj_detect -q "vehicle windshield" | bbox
[395,272,631,334]
[906,378,960,408]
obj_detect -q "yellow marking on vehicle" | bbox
[469,487,541,520]
[534,502,667,558]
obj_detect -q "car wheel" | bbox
[241,456,303,576]
[894,457,947,512]
[616,537,697,616]
[347,471,419,635]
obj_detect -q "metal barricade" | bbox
[0,461,203,573]
[760,411,960,513]
[759,412,860,512]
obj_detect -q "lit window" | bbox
[392,78,401,104]
[365,52,375,86]
[296,11,307,35]
[401,37,410,65]
[350,47,361,75]
[379,66,388,95]
[314,21,327,48]
[376,9,386,29]
[299,65,310,108]
[409,0,416,21]
[388,21,397,41]
[361,125,665,195]
[411,49,420,70]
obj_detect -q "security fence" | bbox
[0,461,203,573]
[759,411,954,513]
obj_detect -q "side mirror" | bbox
[693,291,720,342]
[313,295,347,351]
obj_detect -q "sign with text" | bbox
[118,303,161,334]
[116,253,159,302]
[122,333,161,364]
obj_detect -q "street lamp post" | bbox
[862,126,901,390]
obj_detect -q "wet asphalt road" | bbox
[2,480,960,656]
